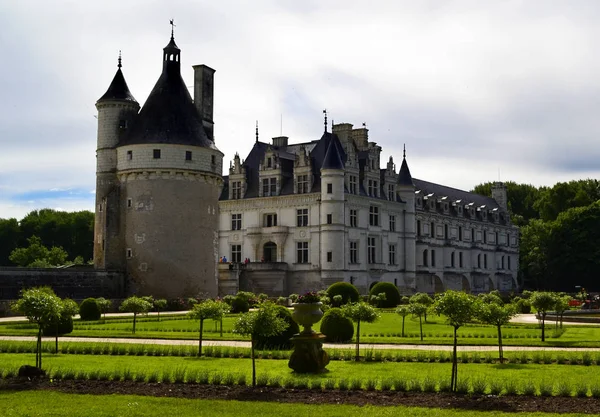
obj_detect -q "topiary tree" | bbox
[531,291,558,342]
[154,299,167,321]
[233,302,288,386]
[188,299,228,356]
[255,305,299,349]
[96,297,112,321]
[433,290,476,392]
[79,298,101,321]
[410,292,433,322]
[369,282,401,308]
[320,307,354,342]
[12,287,62,369]
[230,296,250,313]
[342,302,380,361]
[408,302,427,341]
[474,298,516,362]
[513,297,531,314]
[119,296,153,334]
[554,294,571,329]
[326,282,360,306]
[396,306,409,337]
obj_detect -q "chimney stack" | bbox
[193,64,215,141]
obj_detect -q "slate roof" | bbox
[322,133,345,170]
[97,68,137,103]
[398,157,414,186]
[413,178,500,209]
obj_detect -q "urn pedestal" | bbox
[288,302,329,373]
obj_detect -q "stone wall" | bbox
[0,267,126,303]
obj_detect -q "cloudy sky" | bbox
[1,0,599,220]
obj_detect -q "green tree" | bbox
[233,302,288,386]
[50,298,79,353]
[408,303,427,341]
[519,219,551,290]
[96,297,112,321]
[9,235,68,267]
[410,292,433,322]
[154,299,167,321]
[188,300,227,356]
[11,287,62,369]
[119,296,153,334]
[0,218,21,266]
[342,302,380,361]
[554,294,571,329]
[433,290,476,392]
[474,298,516,362]
[530,291,557,342]
[471,181,541,224]
[395,306,409,337]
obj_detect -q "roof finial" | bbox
[323,109,328,133]
[255,120,259,143]
[403,143,406,159]
[118,50,122,68]
[169,19,176,40]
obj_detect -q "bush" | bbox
[369,282,401,308]
[326,282,360,306]
[255,305,299,349]
[79,298,101,321]
[515,298,532,314]
[42,316,73,336]
[230,296,250,313]
[320,307,354,343]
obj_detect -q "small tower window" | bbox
[327,183,333,194]
[211,155,216,165]
[153,149,161,159]
[327,214,332,224]
[327,252,332,262]
[186,151,192,161]
[119,119,128,129]
[127,150,132,160]
[126,248,132,259]
[127,198,132,208]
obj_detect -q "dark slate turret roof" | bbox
[97,68,137,103]
[119,36,216,149]
[321,133,345,170]
[398,157,414,187]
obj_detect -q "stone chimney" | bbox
[272,136,288,147]
[193,64,215,141]
[491,182,508,211]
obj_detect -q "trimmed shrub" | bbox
[79,298,101,321]
[255,305,299,349]
[326,282,360,306]
[515,298,532,314]
[230,296,250,313]
[42,316,74,336]
[369,282,401,308]
[320,307,354,343]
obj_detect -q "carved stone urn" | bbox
[291,302,323,335]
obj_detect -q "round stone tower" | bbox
[94,54,140,270]
[94,31,223,299]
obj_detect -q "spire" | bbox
[255,120,259,143]
[322,134,344,170]
[97,51,137,103]
[323,109,328,133]
[398,145,414,187]
[162,21,181,76]
[170,19,176,40]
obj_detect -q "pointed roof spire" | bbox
[97,51,137,103]
[323,109,328,133]
[322,134,344,170]
[170,19,176,40]
[398,144,414,187]
[255,120,259,143]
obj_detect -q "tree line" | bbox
[472,179,600,291]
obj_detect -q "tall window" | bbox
[477,254,481,268]
[369,206,379,226]
[388,244,397,265]
[231,181,242,199]
[373,181,378,197]
[430,222,435,238]
[264,213,277,227]
[368,180,374,196]
[327,183,333,194]
[327,214,332,224]
[350,209,358,227]
[349,175,358,194]
[459,252,463,268]
[508,256,511,270]
[471,228,475,241]
[458,226,463,241]
[262,178,276,196]
[483,230,487,243]
[350,241,358,263]
[231,245,241,263]
[231,213,242,230]
[267,157,272,168]
[297,175,309,194]
[423,249,428,266]
[296,209,308,227]
[431,250,436,267]
[387,184,395,201]
[296,242,309,264]
[451,252,455,267]
[327,252,332,262]
[484,254,488,269]
[367,237,376,264]
[501,255,505,269]
[417,220,421,236]
[389,215,396,232]
[444,224,449,239]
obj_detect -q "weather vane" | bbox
[170,19,176,39]
[323,109,328,133]
[118,50,122,69]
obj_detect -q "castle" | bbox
[94,30,519,299]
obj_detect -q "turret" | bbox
[94,53,139,269]
[491,182,508,211]
[396,145,416,287]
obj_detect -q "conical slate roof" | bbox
[398,157,414,187]
[97,67,137,103]
[119,35,215,149]
[322,133,345,170]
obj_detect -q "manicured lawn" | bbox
[0,391,582,417]
[4,312,599,347]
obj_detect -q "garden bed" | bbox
[2,378,600,414]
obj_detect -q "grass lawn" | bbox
[3,312,600,347]
[0,391,583,417]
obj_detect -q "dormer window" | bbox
[430,200,435,210]
[416,198,422,208]
[267,157,272,168]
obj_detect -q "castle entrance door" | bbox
[263,242,277,262]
